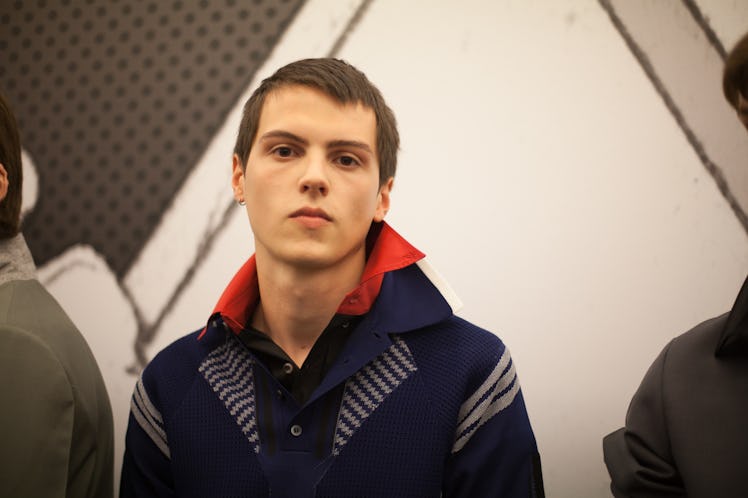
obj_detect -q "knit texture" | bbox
[121,229,542,497]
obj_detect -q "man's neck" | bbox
[251,249,365,366]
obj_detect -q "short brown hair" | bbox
[233,58,399,186]
[723,32,748,109]
[0,90,22,239]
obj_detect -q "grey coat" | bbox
[0,235,114,498]
[603,274,748,498]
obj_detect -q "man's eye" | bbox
[273,146,294,158]
[337,155,359,167]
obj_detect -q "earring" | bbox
[238,199,246,206]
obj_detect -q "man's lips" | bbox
[290,207,332,229]
[289,207,332,221]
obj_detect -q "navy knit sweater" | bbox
[121,224,543,497]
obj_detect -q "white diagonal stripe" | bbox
[452,377,521,454]
[135,377,163,424]
[131,395,170,459]
[457,349,512,425]
[415,259,463,313]
[133,382,167,444]
[456,362,517,437]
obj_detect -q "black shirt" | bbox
[237,314,361,405]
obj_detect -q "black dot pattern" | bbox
[0,0,304,276]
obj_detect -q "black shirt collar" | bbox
[237,314,362,405]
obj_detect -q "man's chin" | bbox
[277,245,366,273]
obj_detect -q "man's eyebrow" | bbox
[259,130,309,145]
[259,131,374,154]
[327,140,373,154]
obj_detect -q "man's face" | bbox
[737,92,748,131]
[232,85,392,271]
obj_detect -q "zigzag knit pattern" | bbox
[198,337,260,453]
[333,336,417,456]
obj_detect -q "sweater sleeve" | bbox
[120,371,175,498]
[0,326,74,498]
[443,347,544,497]
[603,342,686,497]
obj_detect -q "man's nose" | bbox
[298,153,329,195]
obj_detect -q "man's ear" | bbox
[373,177,394,222]
[0,163,8,203]
[231,154,245,203]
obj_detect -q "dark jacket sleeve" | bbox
[603,342,686,498]
[120,372,175,498]
[443,345,544,497]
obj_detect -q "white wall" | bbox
[38,1,748,496]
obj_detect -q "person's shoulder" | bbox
[666,311,729,360]
[0,277,41,298]
[404,315,512,386]
[401,315,530,443]
[0,319,73,404]
[1,277,55,301]
[0,279,94,368]
[644,312,731,389]
[142,329,212,378]
[0,278,71,326]
[0,319,67,368]
[137,328,225,411]
[416,314,506,354]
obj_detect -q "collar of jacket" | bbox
[0,234,36,288]
[716,274,748,356]
[199,221,455,339]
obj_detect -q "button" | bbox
[290,424,303,437]
[282,362,294,374]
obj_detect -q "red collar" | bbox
[202,222,424,337]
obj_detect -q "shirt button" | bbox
[282,362,294,374]
[290,424,303,437]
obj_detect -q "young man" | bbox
[0,91,114,497]
[121,58,543,497]
[603,34,748,498]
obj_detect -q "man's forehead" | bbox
[262,84,371,111]
[256,85,376,139]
